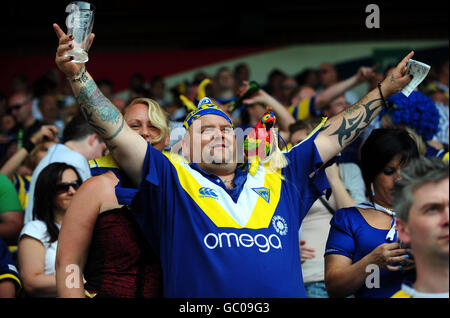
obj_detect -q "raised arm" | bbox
[314,65,377,110]
[0,125,58,180]
[53,23,146,186]
[314,51,414,164]
[242,85,295,133]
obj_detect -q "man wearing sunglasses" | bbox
[8,93,45,150]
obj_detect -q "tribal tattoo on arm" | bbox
[320,97,384,148]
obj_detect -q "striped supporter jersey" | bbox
[131,128,330,297]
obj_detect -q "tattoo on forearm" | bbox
[70,66,88,84]
[75,78,123,140]
[103,116,124,141]
[321,98,383,147]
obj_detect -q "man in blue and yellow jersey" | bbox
[53,23,415,297]
[0,237,21,297]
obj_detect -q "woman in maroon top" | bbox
[55,98,170,297]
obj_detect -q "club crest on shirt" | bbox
[198,187,219,200]
[272,215,288,235]
[252,187,270,203]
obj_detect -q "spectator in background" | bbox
[288,118,366,203]
[0,112,16,157]
[425,58,449,105]
[8,93,44,150]
[321,95,348,119]
[295,68,320,90]
[1,125,59,210]
[289,118,358,298]
[280,76,298,106]
[193,71,208,84]
[0,92,8,117]
[213,67,236,105]
[115,73,148,104]
[0,237,21,297]
[292,86,316,106]
[24,115,106,224]
[31,75,59,123]
[18,162,82,297]
[288,64,376,161]
[58,78,79,123]
[38,93,64,136]
[325,128,418,298]
[392,157,449,298]
[149,75,168,108]
[263,68,286,103]
[0,173,23,245]
[421,59,449,150]
[236,82,295,142]
[233,63,250,94]
[317,62,360,105]
[1,113,15,134]
[11,74,30,96]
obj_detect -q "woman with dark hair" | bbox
[324,128,419,298]
[17,162,82,297]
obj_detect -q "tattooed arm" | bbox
[53,23,146,186]
[314,51,414,164]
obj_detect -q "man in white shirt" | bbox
[24,115,106,224]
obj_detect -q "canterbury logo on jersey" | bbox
[198,187,219,200]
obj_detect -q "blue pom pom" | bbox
[385,91,439,141]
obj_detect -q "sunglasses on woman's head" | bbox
[55,180,82,194]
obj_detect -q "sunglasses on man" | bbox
[55,180,83,194]
[10,100,30,111]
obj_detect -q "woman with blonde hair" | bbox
[56,98,169,298]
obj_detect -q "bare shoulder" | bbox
[82,171,118,190]
[74,171,118,205]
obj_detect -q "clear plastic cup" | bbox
[65,1,95,63]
